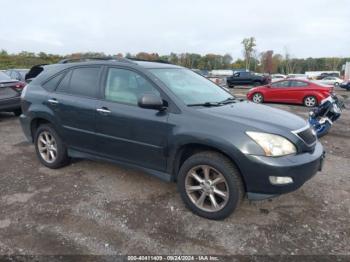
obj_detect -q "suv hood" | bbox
[198,101,307,132]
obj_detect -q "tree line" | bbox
[1,42,349,74]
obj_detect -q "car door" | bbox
[47,66,102,153]
[239,72,251,84]
[267,80,291,102]
[94,67,170,171]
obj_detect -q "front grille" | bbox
[296,127,317,146]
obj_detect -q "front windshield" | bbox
[149,68,233,105]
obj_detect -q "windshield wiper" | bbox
[188,97,237,107]
[188,102,223,107]
[219,97,236,104]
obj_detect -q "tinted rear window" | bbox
[43,73,64,92]
[69,67,100,97]
[55,67,100,98]
[56,71,72,93]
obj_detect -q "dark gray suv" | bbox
[20,58,325,220]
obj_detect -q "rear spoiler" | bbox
[25,64,47,82]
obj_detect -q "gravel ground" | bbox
[0,89,349,259]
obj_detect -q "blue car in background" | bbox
[339,80,350,91]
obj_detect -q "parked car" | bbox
[247,79,332,107]
[339,80,350,91]
[316,72,340,80]
[317,76,343,86]
[0,71,26,115]
[5,69,29,82]
[20,58,324,220]
[271,74,286,82]
[226,70,270,87]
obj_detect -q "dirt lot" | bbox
[0,88,349,258]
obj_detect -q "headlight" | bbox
[246,131,296,157]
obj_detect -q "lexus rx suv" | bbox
[20,58,325,220]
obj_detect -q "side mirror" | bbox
[138,94,166,111]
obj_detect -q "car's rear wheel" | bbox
[304,96,317,107]
[34,124,70,169]
[334,82,339,87]
[253,81,262,87]
[252,92,264,103]
[177,151,244,220]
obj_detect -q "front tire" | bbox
[34,124,70,169]
[177,151,244,220]
[252,92,264,103]
[304,96,317,107]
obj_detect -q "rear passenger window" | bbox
[56,71,72,93]
[69,67,100,97]
[290,81,308,87]
[56,67,100,98]
[43,73,64,91]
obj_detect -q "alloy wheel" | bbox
[253,93,263,103]
[37,131,57,163]
[304,96,316,107]
[185,165,229,212]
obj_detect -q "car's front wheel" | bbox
[177,151,244,220]
[34,124,70,169]
[252,92,264,103]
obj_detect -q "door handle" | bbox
[97,107,111,114]
[48,98,59,105]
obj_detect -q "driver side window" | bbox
[104,68,160,106]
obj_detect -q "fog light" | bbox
[269,176,293,185]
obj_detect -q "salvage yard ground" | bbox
[0,88,349,256]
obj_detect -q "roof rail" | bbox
[57,56,136,64]
[127,58,172,64]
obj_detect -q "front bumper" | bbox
[241,142,325,200]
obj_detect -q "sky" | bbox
[0,0,349,59]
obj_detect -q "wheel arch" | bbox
[30,116,56,142]
[171,142,247,191]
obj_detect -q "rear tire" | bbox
[177,151,244,220]
[34,124,70,169]
[253,81,262,87]
[304,96,317,107]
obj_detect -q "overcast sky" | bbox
[0,0,349,59]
